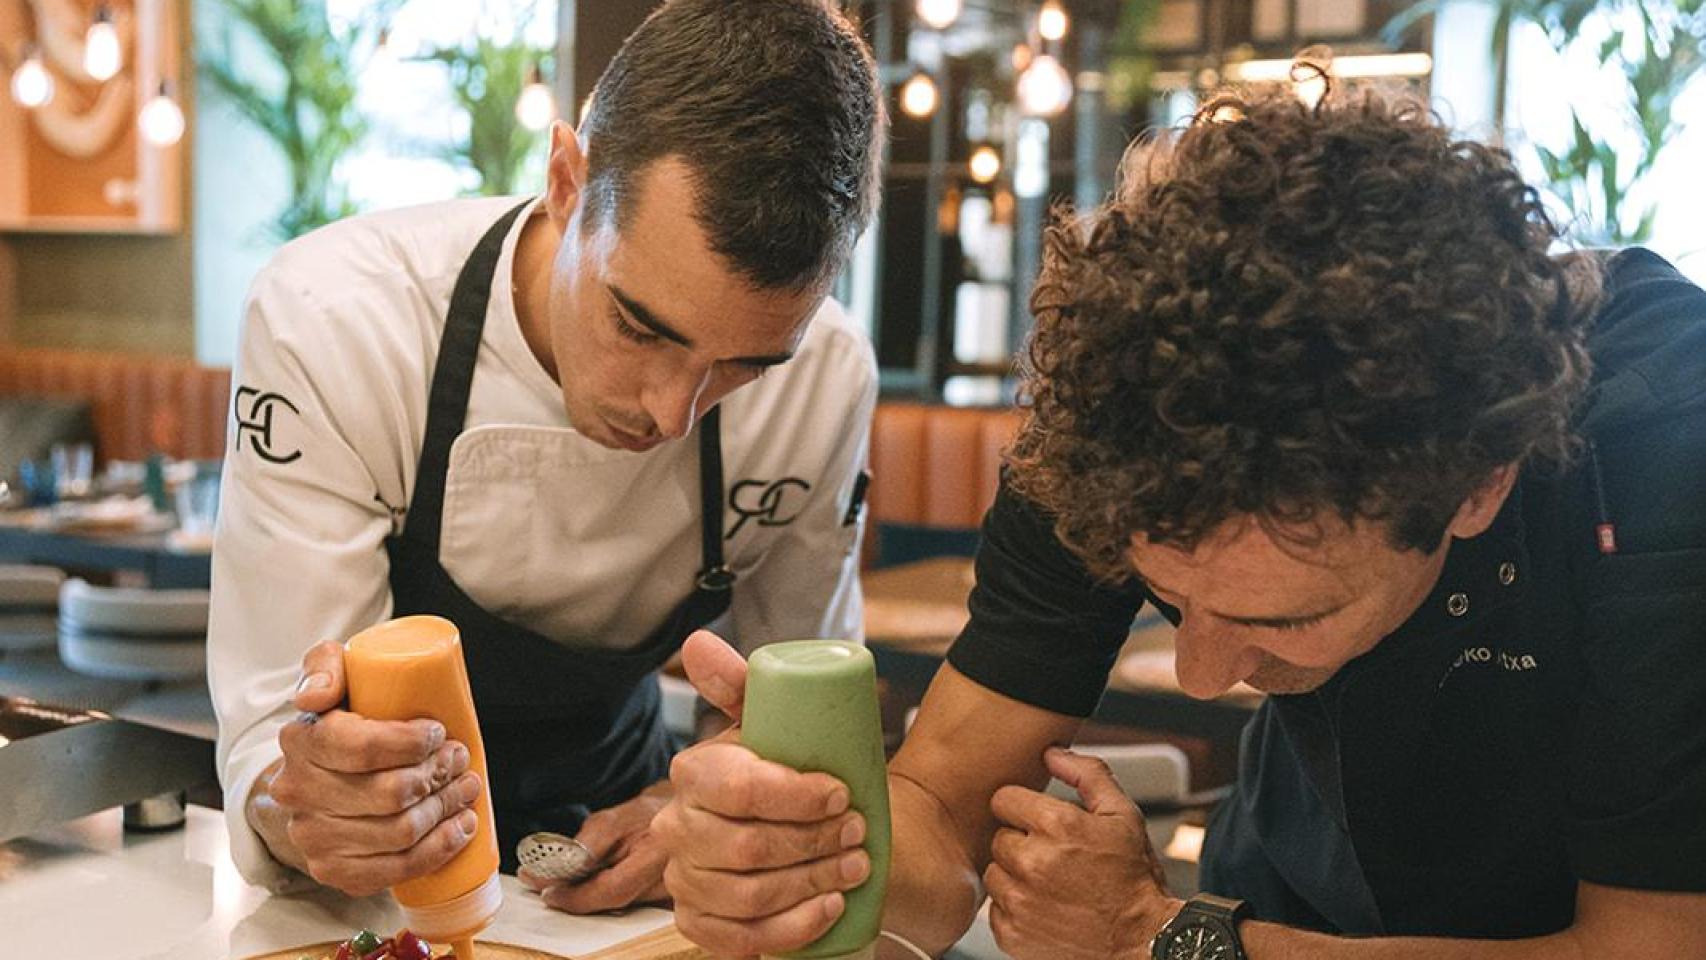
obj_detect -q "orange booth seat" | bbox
[864,402,1022,567]
[0,347,230,463]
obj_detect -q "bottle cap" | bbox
[397,872,502,941]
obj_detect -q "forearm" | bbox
[1243,923,1585,960]
[1243,882,1706,960]
[245,756,311,876]
[876,663,1084,953]
[879,768,985,955]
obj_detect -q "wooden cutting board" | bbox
[576,925,709,960]
[244,924,710,960]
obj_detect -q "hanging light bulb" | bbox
[916,0,962,30]
[968,145,1001,184]
[11,45,54,108]
[515,64,556,131]
[139,80,185,146]
[899,71,938,118]
[1017,54,1072,116]
[1037,1,1069,42]
[84,5,123,82]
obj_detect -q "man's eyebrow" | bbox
[609,285,796,368]
[1139,572,1346,627]
[610,286,691,347]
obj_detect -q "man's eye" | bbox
[613,310,660,345]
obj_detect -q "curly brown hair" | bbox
[1007,85,1596,582]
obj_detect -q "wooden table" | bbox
[863,557,1260,749]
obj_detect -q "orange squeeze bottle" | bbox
[345,616,502,953]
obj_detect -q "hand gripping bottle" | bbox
[345,616,501,956]
[742,640,892,960]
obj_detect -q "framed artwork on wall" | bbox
[0,0,184,234]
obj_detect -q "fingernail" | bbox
[840,816,864,848]
[451,742,470,772]
[421,721,446,748]
[456,809,478,837]
[821,891,846,922]
[294,673,329,696]
[459,774,482,805]
[839,851,869,884]
[824,787,850,817]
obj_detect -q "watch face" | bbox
[1160,921,1237,960]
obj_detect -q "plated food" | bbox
[301,929,440,960]
[251,922,707,960]
[278,930,547,960]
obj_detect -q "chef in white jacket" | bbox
[208,0,884,914]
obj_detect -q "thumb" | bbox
[682,629,747,723]
[570,814,623,864]
[292,639,347,713]
[1045,747,1132,817]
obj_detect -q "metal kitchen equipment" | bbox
[0,695,215,843]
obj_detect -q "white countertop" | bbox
[0,805,675,960]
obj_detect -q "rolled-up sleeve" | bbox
[947,476,1145,717]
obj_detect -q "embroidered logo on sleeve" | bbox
[234,385,303,464]
[728,477,811,538]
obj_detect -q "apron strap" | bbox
[401,198,732,597]
[404,200,532,554]
[696,405,734,591]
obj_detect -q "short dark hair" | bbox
[580,0,884,291]
[1008,85,1596,581]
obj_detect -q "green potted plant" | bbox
[200,0,399,239]
[416,37,552,197]
[1387,0,1706,245]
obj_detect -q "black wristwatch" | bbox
[1149,893,1251,960]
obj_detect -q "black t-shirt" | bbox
[945,249,1706,937]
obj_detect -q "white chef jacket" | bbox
[209,195,876,890]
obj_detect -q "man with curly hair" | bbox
[656,88,1706,957]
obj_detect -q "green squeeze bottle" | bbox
[743,640,892,960]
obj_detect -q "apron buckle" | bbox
[696,564,736,592]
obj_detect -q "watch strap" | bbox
[1189,892,1251,925]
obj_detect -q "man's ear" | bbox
[1446,464,1519,540]
[544,120,589,229]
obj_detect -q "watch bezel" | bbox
[1151,895,1250,960]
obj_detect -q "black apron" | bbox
[385,202,736,871]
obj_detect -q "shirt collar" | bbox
[1338,483,1532,675]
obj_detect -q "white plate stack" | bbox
[57,579,209,681]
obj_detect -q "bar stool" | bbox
[0,564,64,653]
[57,579,209,682]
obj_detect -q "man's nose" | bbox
[644,364,712,440]
[1172,617,1258,700]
